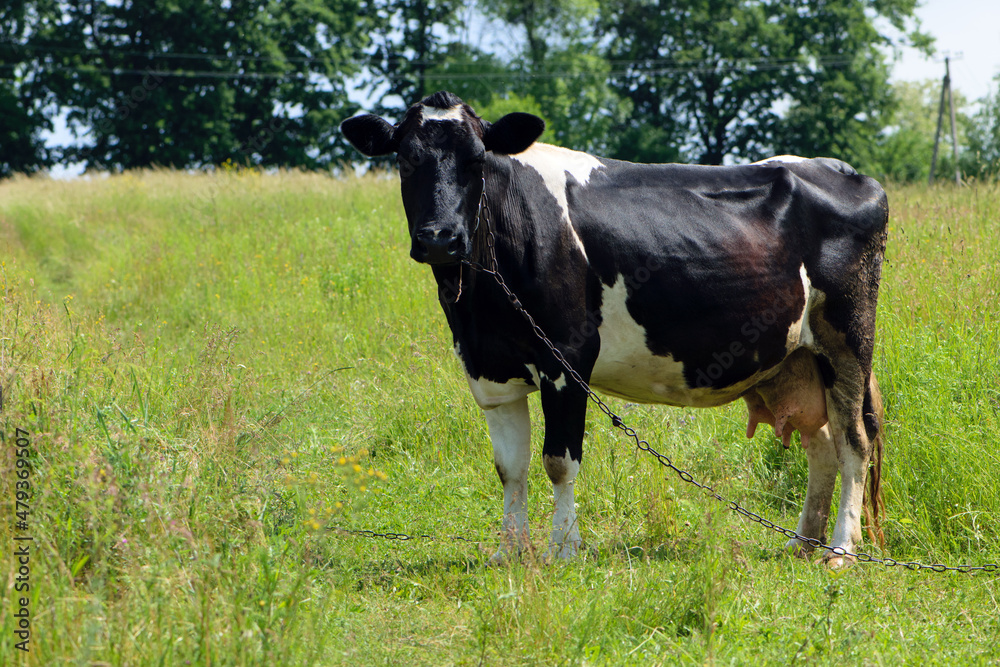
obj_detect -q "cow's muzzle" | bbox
[412,225,467,265]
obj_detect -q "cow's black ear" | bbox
[483,112,545,155]
[340,114,398,156]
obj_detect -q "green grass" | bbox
[1,169,999,665]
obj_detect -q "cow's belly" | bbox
[590,275,810,408]
[590,347,771,407]
[590,366,768,407]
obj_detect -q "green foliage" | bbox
[474,93,557,144]
[2,0,949,175]
[858,79,972,184]
[963,74,1000,180]
[473,0,631,154]
[522,47,632,155]
[2,172,1000,664]
[769,0,902,166]
[480,0,600,65]
[861,80,942,183]
[602,0,930,164]
[0,0,54,176]
[16,0,368,171]
[363,0,466,112]
[602,0,797,163]
[0,78,49,178]
[421,43,514,110]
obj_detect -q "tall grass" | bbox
[1,170,998,665]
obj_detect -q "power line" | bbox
[1,41,860,71]
[0,41,330,65]
[0,55,855,83]
[0,62,314,80]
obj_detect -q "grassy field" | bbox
[1,168,999,666]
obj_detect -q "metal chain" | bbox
[329,526,483,543]
[331,182,998,574]
[444,185,998,574]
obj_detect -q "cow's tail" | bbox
[862,372,886,548]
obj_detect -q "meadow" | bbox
[1,168,998,665]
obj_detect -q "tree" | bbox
[601,0,930,165]
[857,79,968,184]
[478,0,630,154]
[963,75,1000,180]
[866,80,941,183]
[28,0,368,171]
[0,0,55,177]
[362,0,466,117]
[769,0,931,170]
[602,0,796,164]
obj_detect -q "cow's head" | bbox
[341,91,545,265]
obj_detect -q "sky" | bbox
[890,0,1000,102]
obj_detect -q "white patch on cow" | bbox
[511,143,603,261]
[420,105,465,123]
[541,371,568,391]
[589,277,691,404]
[754,155,810,165]
[542,451,582,558]
[589,276,773,406]
[784,264,814,351]
[459,346,539,409]
[465,372,537,409]
[827,429,868,561]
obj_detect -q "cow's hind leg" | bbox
[540,375,586,558]
[821,368,879,568]
[484,397,532,563]
[821,367,887,567]
[787,424,837,557]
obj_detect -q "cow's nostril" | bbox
[413,226,464,264]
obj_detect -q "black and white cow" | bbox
[342,91,887,566]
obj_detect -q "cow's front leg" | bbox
[483,397,532,562]
[540,375,587,558]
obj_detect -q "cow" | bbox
[341,91,888,567]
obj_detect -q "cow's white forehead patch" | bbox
[421,105,465,123]
[754,155,809,165]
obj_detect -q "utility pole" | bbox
[929,52,963,185]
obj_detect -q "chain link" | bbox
[329,526,484,543]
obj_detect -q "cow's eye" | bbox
[396,153,419,177]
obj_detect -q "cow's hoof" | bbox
[488,547,524,566]
[820,550,856,569]
[544,540,582,561]
[785,538,816,559]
